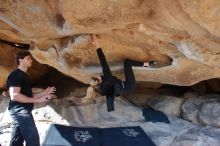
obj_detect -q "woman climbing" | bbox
[82,34,157,112]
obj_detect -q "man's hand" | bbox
[33,86,56,100]
[36,94,52,103]
[90,34,100,48]
[43,86,56,96]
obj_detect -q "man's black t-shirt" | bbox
[7,69,33,112]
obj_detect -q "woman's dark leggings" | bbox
[122,59,143,95]
[96,48,143,95]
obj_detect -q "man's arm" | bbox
[33,86,56,98]
[33,92,44,99]
[9,87,50,103]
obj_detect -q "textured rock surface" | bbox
[181,94,220,125]
[0,0,220,86]
[198,101,220,127]
[1,95,220,146]
[181,98,207,123]
[147,95,184,116]
[127,93,185,116]
[1,2,220,145]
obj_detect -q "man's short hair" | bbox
[16,51,31,65]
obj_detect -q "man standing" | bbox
[7,51,56,146]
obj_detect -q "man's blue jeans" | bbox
[9,109,40,146]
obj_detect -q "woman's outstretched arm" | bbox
[91,34,112,77]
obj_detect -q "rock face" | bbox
[198,101,220,127]
[125,90,220,127]
[179,94,220,127]
[147,95,184,116]
[0,0,220,86]
[181,98,206,123]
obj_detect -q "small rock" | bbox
[198,101,220,127]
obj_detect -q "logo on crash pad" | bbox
[122,129,140,137]
[74,131,93,142]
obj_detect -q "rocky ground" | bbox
[1,91,220,146]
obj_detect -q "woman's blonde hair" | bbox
[90,77,100,86]
[81,77,100,103]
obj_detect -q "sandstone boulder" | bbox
[0,0,220,86]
